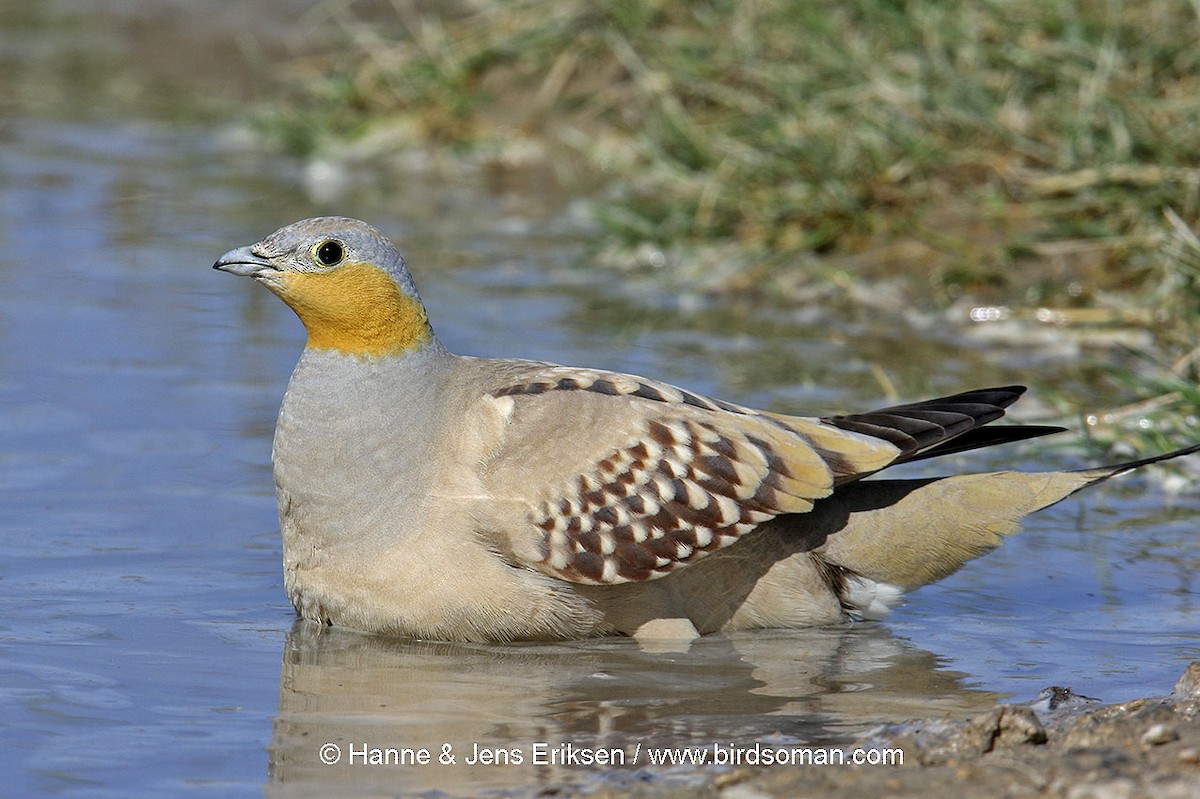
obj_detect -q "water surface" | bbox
[1,4,1197,798]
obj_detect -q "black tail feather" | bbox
[823,385,1063,463]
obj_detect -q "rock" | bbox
[1142,723,1181,746]
[1172,661,1200,697]
[1030,685,1102,716]
[965,705,1047,753]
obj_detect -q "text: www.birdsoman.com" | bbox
[317,741,904,767]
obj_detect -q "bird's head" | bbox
[214,216,433,357]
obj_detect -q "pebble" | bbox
[1141,723,1180,746]
[1065,778,1135,799]
[720,784,774,799]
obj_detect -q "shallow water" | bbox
[1,3,1198,798]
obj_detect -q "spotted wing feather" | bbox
[488,371,1040,586]
[529,412,844,584]
[488,367,900,586]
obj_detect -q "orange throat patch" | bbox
[270,261,432,356]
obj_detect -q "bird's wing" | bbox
[477,365,1029,586]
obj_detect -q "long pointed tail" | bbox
[817,441,1200,594]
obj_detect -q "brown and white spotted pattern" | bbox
[530,415,823,585]
[491,369,1028,586]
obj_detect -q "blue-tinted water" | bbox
[1,4,1197,798]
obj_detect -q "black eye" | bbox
[315,240,344,266]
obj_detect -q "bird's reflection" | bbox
[267,620,1000,796]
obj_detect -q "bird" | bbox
[214,216,1199,642]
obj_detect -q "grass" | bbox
[260,0,1200,457]
[1072,208,1200,458]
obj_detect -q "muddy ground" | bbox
[582,661,1200,799]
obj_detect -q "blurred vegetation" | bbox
[261,0,1200,457]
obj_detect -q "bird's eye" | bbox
[314,240,345,266]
